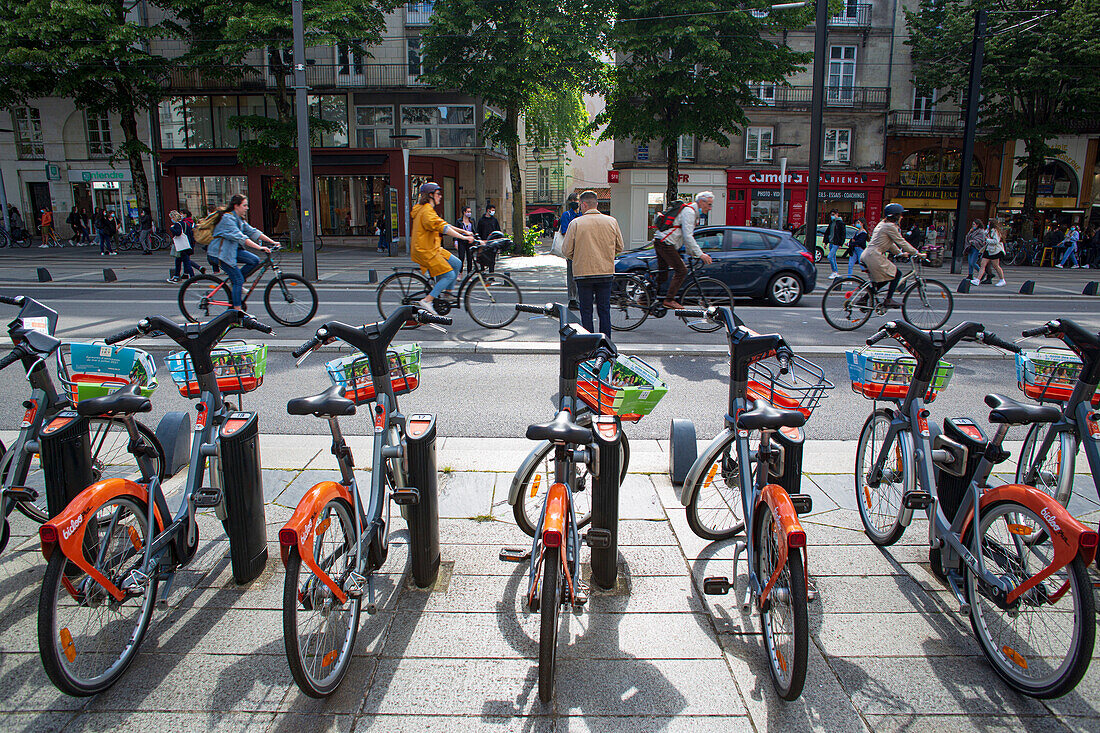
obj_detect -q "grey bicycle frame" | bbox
[1021,378,1100,498]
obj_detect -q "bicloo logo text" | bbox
[61,513,83,541]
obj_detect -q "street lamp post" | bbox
[392,133,420,259]
[0,128,11,228]
[292,0,317,281]
[769,142,801,231]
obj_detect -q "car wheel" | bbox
[814,247,825,263]
[767,273,804,306]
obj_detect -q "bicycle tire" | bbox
[755,506,808,701]
[609,273,652,332]
[901,278,952,330]
[13,230,32,248]
[264,274,319,327]
[965,500,1095,698]
[538,545,561,704]
[821,276,874,331]
[38,493,158,696]
[179,274,232,322]
[680,277,731,333]
[283,497,362,698]
[685,435,756,540]
[1016,424,1076,505]
[376,271,431,325]
[463,272,521,328]
[854,409,913,546]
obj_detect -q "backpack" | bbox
[653,201,688,234]
[192,211,222,246]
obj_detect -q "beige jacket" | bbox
[563,209,624,278]
[861,220,918,282]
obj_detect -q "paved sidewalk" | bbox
[0,436,1098,732]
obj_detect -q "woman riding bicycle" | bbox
[208,194,278,311]
[410,181,474,314]
[860,202,920,309]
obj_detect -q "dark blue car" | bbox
[614,226,817,305]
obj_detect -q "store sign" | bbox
[678,174,689,183]
[754,188,865,201]
[637,144,649,162]
[69,169,131,183]
[45,164,61,181]
[731,169,885,188]
[607,170,620,184]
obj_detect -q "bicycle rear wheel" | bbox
[685,436,756,540]
[179,274,232,322]
[284,496,363,698]
[822,277,874,331]
[538,545,561,704]
[901,278,952,330]
[1015,425,1075,505]
[966,500,1095,698]
[38,494,157,696]
[755,506,808,701]
[376,271,430,324]
[264,274,319,327]
[609,274,652,331]
[514,441,592,537]
[854,409,913,546]
[680,277,731,333]
[464,272,521,328]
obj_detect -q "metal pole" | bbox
[950,9,986,275]
[778,156,788,230]
[403,147,411,259]
[293,0,318,281]
[805,0,829,243]
[0,133,9,230]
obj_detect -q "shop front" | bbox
[609,167,727,248]
[68,168,139,233]
[725,169,885,229]
[999,136,1097,233]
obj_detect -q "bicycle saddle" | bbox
[736,400,806,431]
[984,394,1060,425]
[526,411,592,445]
[287,384,357,417]
[76,382,152,417]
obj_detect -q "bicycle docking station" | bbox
[38,410,94,518]
[218,411,267,585]
[405,414,440,586]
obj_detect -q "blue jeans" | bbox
[847,246,864,275]
[966,247,982,277]
[576,276,613,339]
[1060,243,1078,267]
[219,249,261,307]
[429,254,462,298]
[98,230,113,254]
[828,244,841,273]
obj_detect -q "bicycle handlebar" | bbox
[676,308,709,320]
[980,331,1021,354]
[515,303,553,316]
[0,295,24,307]
[866,327,891,346]
[106,325,146,344]
[1022,324,1052,338]
[0,348,23,371]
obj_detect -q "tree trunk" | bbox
[506,106,523,238]
[117,104,150,217]
[665,140,679,206]
[1021,138,1045,227]
[273,73,302,243]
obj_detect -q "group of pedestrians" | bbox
[825,209,869,279]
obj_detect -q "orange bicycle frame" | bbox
[755,483,808,610]
[278,481,355,604]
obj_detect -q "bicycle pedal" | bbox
[499,547,529,563]
[572,583,589,609]
[702,576,732,595]
[902,491,933,510]
[583,529,611,549]
[3,487,37,504]
[391,488,420,506]
[789,493,813,515]
[193,488,222,508]
[345,571,367,599]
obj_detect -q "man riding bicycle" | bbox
[860,202,921,309]
[652,191,714,310]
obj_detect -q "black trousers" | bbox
[576,276,613,339]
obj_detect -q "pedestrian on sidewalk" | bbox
[1056,225,1080,268]
[100,211,118,255]
[66,206,85,245]
[825,209,846,278]
[209,194,278,311]
[846,218,868,276]
[410,182,474,314]
[167,210,196,282]
[476,203,500,242]
[964,219,985,279]
[559,193,582,309]
[562,190,624,338]
[7,204,23,235]
[457,206,475,273]
[138,207,153,255]
[37,209,53,248]
[972,221,1007,287]
[80,208,93,243]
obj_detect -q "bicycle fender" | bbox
[755,484,808,611]
[963,484,1098,603]
[279,480,353,604]
[509,440,551,507]
[40,478,168,602]
[680,428,735,507]
[542,483,568,548]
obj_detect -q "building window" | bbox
[337,44,364,76]
[400,105,475,148]
[210,96,240,148]
[824,128,851,163]
[753,82,776,105]
[678,135,695,161]
[913,88,936,123]
[85,111,112,158]
[355,105,393,147]
[308,94,349,147]
[12,107,44,159]
[827,46,857,104]
[177,176,248,217]
[745,127,773,162]
[537,166,552,200]
[406,37,422,79]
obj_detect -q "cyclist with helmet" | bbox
[860,202,921,308]
[411,181,475,313]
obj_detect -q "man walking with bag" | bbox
[563,190,623,338]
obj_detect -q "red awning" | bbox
[527,207,555,215]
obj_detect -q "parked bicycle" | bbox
[609,257,733,333]
[280,305,448,697]
[37,308,273,696]
[674,306,832,700]
[1012,319,1100,504]
[0,224,32,248]
[116,228,169,252]
[821,255,952,331]
[277,232,326,252]
[0,295,165,555]
[178,246,319,327]
[851,319,1096,698]
[376,238,522,329]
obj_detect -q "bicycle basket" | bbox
[577,354,668,422]
[166,341,267,397]
[325,343,421,405]
[747,354,834,418]
[57,342,158,404]
[1015,347,1097,405]
[846,347,953,403]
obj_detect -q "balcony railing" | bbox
[750,86,889,111]
[406,2,435,25]
[887,110,967,136]
[167,63,427,92]
[829,4,872,28]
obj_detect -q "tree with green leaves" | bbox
[0,0,174,215]
[600,1,812,205]
[907,0,1100,228]
[421,0,610,237]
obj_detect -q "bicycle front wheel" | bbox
[38,494,158,696]
[902,278,953,330]
[284,496,363,698]
[822,276,873,331]
[609,274,652,332]
[538,545,561,704]
[854,409,913,546]
[685,436,756,540]
[376,272,430,324]
[179,274,232,322]
[680,277,731,333]
[264,274,319,327]
[966,500,1095,698]
[1016,424,1076,505]
[755,506,808,701]
[464,273,521,328]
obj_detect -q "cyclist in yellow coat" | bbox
[410,181,474,314]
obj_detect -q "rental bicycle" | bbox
[1012,319,1100,504]
[675,306,831,700]
[376,238,522,329]
[178,246,319,327]
[37,308,273,696]
[280,305,448,697]
[0,224,32,248]
[0,295,165,555]
[851,319,1096,698]
[609,257,733,333]
[821,255,952,331]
